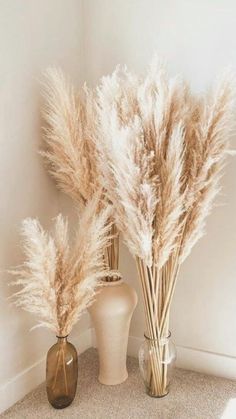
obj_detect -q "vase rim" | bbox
[102,277,124,287]
[56,335,68,339]
[102,271,122,282]
[144,331,171,340]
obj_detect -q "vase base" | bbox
[146,389,169,399]
[49,396,73,409]
[98,371,128,386]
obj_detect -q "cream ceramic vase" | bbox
[89,277,138,385]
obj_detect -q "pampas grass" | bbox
[95,60,236,396]
[41,68,120,278]
[41,68,99,205]
[10,195,112,337]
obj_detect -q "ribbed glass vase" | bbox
[139,332,176,398]
[46,336,78,409]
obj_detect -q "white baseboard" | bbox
[0,328,93,415]
[127,335,236,381]
[175,345,236,381]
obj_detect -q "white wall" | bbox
[83,0,236,377]
[0,0,89,413]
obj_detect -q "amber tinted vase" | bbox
[46,336,78,409]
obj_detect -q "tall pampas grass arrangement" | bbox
[41,69,119,279]
[95,61,236,396]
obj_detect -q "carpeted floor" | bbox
[1,348,236,419]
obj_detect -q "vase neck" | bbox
[102,272,122,283]
[144,331,171,343]
[101,277,124,287]
[56,336,68,344]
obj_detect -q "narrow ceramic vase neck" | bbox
[102,274,122,284]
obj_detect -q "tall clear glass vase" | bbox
[139,332,176,397]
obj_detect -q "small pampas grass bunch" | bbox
[96,60,236,396]
[10,195,112,337]
[41,68,119,277]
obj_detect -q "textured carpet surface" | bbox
[1,348,236,419]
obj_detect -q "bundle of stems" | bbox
[41,69,120,281]
[95,61,236,396]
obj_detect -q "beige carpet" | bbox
[1,348,236,419]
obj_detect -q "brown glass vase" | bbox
[46,336,78,409]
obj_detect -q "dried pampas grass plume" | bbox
[10,195,112,336]
[180,70,236,262]
[41,67,99,206]
[41,68,121,276]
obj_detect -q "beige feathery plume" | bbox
[180,71,236,262]
[136,62,190,267]
[41,68,99,206]
[96,68,154,266]
[96,63,190,268]
[10,195,112,336]
[96,96,157,266]
[41,69,120,277]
